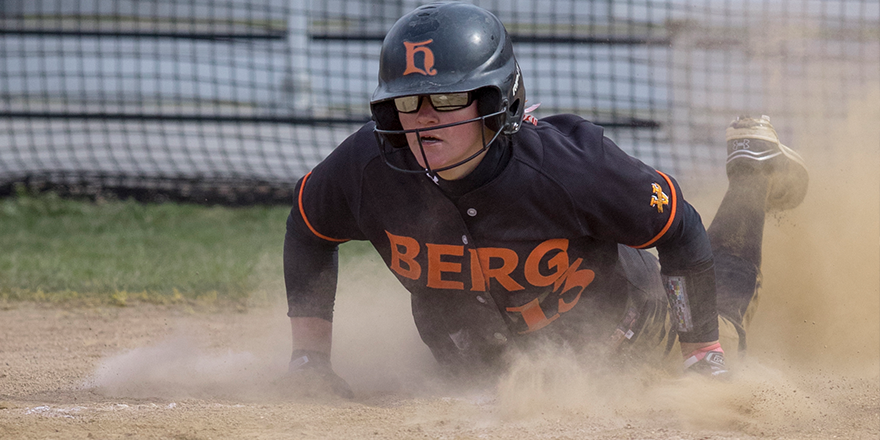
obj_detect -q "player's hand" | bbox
[682,342,730,379]
[280,349,354,399]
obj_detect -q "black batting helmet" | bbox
[370,2,525,173]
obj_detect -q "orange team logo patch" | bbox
[650,182,669,213]
[403,40,437,76]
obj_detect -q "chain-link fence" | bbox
[1,0,877,203]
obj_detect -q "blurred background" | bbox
[1,0,877,204]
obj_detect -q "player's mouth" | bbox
[419,134,443,145]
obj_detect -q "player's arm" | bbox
[653,198,728,377]
[283,209,355,397]
[281,167,361,396]
[652,201,717,338]
[586,135,720,349]
[284,214,336,357]
[574,131,727,376]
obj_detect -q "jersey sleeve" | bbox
[589,135,719,342]
[284,126,371,320]
[553,118,719,342]
[291,129,375,243]
[574,133,686,249]
[284,206,341,320]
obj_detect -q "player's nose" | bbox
[415,97,440,125]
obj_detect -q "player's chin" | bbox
[408,146,447,167]
[423,150,456,167]
[420,158,448,171]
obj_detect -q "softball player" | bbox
[281,2,809,398]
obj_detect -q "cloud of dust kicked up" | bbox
[88,334,268,399]
[490,86,880,432]
[88,85,878,436]
[748,87,880,376]
[87,249,442,401]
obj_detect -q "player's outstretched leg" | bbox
[708,115,810,352]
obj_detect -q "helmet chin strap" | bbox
[374,109,506,179]
[419,119,504,182]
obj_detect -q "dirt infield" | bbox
[0,284,877,440]
[2,94,878,440]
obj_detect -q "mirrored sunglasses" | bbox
[393,92,473,113]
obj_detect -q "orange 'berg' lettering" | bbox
[557,258,594,313]
[383,231,595,334]
[468,248,486,291]
[507,257,595,333]
[524,238,569,286]
[506,298,559,333]
[426,243,464,289]
[386,230,421,279]
[403,40,438,76]
[476,247,525,291]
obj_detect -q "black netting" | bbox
[1,0,877,204]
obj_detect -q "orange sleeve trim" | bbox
[298,171,349,243]
[633,170,677,249]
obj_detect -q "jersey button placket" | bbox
[462,209,476,246]
[457,203,482,307]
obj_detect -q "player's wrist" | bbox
[680,341,720,358]
[289,349,332,372]
[681,341,722,361]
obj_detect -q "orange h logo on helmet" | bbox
[403,40,437,76]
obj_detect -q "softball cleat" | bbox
[725,115,809,212]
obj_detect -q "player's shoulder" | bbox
[312,121,382,175]
[536,113,605,139]
[328,121,382,163]
[513,113,607,170]
[302,121,384,200]
[513,113,662,193]
[516,114,680,246]
[528,114,606,156]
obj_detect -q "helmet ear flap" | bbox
[476,87,505,132]
[371,101,408,148]
[503,64,526,134]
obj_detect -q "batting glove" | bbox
[682,342,730,379]
[284,349,354,399]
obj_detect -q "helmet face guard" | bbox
[373,108,506,176]
[370,3,525,176]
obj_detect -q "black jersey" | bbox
[285,114,714,368]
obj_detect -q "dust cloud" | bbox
[89,332,268,399]
[484,87,879,433]
[492,348,834,434]
[87,88,877,437]
[86,251,442,401]
[747,87,880,377]
[486,86,880,431]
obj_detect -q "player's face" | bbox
[397,95,493,180]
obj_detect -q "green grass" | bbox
[0,188,299,306]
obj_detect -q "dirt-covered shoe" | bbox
[725,115,809,211]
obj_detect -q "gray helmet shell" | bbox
[370,2,525,139]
